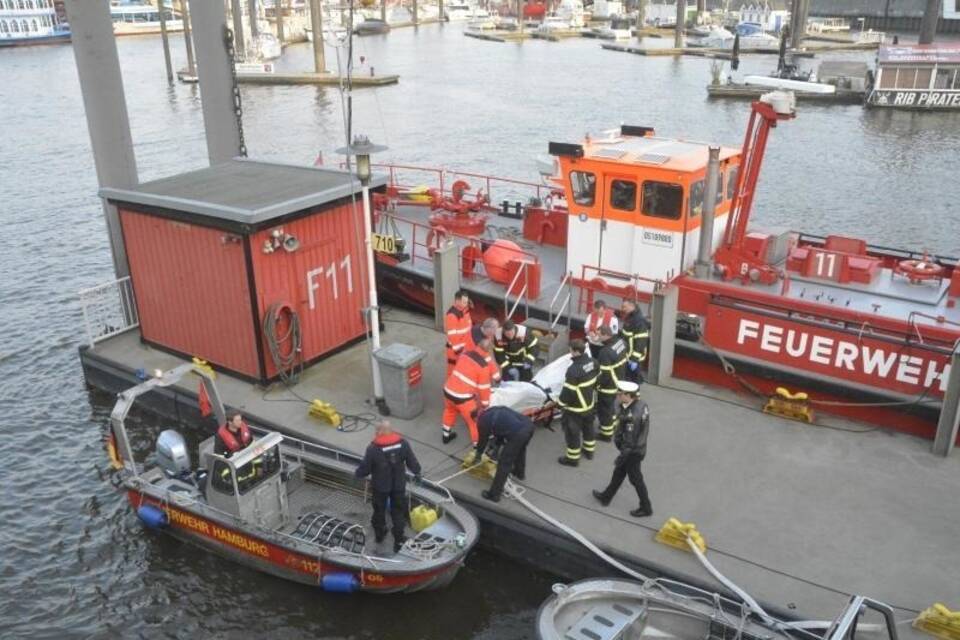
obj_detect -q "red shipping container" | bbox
[103,159,384,383]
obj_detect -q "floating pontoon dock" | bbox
[80,308,960,634]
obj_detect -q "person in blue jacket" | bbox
[355,421,422,552]
[474,406,535,503]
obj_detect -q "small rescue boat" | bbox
[107,364,479,593]
[536,578,900,640]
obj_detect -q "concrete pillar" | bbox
[433,242,460,331]
[309,0,326,73]
[412,0,418,24]
[248,0,259,40]
[275,0,284,44]
[438,0,444,24]
[647,285,678,386]
[191,0,244,163]
[933,351,960,456]
[229,0,245,59]
[381,0,386,22]
[674,0,685,48]
[790,0,809,49]
[919,0,940,44]
[158,0,174,82]
[181,0,196,76]
[64,0,138,281]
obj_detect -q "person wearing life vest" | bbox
[584,299,619,355]
[557,339,599,467]
[214,413,252,458]
[465,317,502,386]
[355,421,422,552]
[620,299,650,384]
[442,337,494,445]
[592,381,653,518]
[474,406,534,503]
[444,290,473,378]
[494,320,539,382]
[596,325,629,441]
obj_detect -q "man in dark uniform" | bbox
[592,381,653,517]
[620,299,650,384]
[355,421,422,552]
[557,339,598,467]
[474,406,535,502]
[595,325,628,442]
[494,320,539,382]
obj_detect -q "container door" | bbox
[598,174,637,278]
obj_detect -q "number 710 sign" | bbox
[306,254,354,309]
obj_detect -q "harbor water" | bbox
[1,24,959,638]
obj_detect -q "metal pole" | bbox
[229,0,245,59]
[438,0,444,24]
[249,0,259,40]
[381,0,386,22]
[933,351,960,456]
[275,0,284,44]
[158,0,174,82]
[191,0,243,163]
[361,184,385,407]
[412,0,418,24]
[182,0,196,76]
[919,0,939,44]
[64,0,138,280]
[309,0,326,72]
[695,146,720,279]
[674,0,685,48]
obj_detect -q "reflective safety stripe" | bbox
[443,386,473,400]
[599,425,615,436]
[565,447,581,458]
[582,440,596,452]
[453,371,480,388]
[446,327,470,336]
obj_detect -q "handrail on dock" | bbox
[78,276,140,349]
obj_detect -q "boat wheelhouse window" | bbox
[934,67,959,90]
[609,179,637,212]
[887,66,933,90]
[725,166,738,201]
[0,21,7,34]
[688,179,704,218]
[570,171,596,206]
[236,446,282,495]
[641,181,683,220]
[212,460,236,494]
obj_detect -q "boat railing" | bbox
[548,271,573,331]
[504,261,532,322]
[796,232,958,268]
[575,265,663,314]
[352,162,548,208]
[78,275,140,349]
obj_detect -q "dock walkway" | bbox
[80,309,960,632]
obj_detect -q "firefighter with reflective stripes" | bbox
[596,325,628,441]
[444,290,473,377]
[466,317,502,385]
[557,339,599,467]
[494,320,539,382]
[620,299,650,384]
[441,337,494,445]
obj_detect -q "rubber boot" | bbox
[481,489,501,503]
[557,456,579,467]
[442,430,458,445]
[592,490,611,507]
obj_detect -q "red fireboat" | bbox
[368,91,959,443]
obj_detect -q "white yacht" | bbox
[111,2,183,36]
[0,0,70,47]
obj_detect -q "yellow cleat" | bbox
[655,518,707,553]
[191,357,216,379]
[308,399,342,428]
[914,603,960,640]
[763,386,814,423]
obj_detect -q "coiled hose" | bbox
[264,303,303,385]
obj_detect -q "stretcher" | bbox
[490,354,572,427]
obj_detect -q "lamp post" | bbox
[338,135,389,415]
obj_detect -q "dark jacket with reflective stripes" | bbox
[614,399,650,459]
[558,353,598,413]
[597,335,629,394]
[494,326,539,367]
[620,308,650,363]
[355,433,422,493]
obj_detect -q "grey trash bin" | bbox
[373,343,426,419]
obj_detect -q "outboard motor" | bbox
[156,430,191,480]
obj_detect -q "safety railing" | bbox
[548,271,573,331]
[349,162,549,209]
[574,265,663,314]
[79,276,139,349]
[504,261,533,322]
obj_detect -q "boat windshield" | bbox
[235,446,281,494]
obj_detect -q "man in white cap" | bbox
[592,380,653,517]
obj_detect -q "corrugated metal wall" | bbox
[121,209,261,378]
[250,201,369,379]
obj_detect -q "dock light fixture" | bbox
[337,135,390,415]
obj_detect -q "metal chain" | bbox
[223,25,248,157]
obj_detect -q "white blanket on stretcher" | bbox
[490,354,572,413]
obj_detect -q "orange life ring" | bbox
[896,257,944,282]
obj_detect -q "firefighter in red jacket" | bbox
[214,413,252,457]
[442,337,494,445]
[444,290,473,377]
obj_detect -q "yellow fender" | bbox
[655,517,707,553]
[191,357,216,379]
[914,603,960,640]
[308,399,342,428]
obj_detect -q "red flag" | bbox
[198,380,212,418]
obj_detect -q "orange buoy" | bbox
[482,240,526,284]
